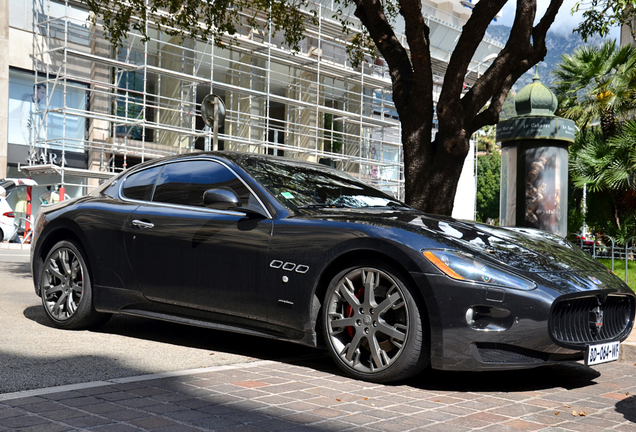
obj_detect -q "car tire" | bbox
[322,262,429,383]
[40,240,111,329]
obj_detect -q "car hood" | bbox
[301,208,603,274]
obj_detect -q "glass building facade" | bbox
[2,0,503,218]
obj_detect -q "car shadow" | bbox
[292,355,602,392]
[411,362,600,392]
[23,305,324,363]
[24,305,604,394]
[1,261,31,276]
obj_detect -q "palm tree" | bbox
[570,119,636,233]
[553,40,636,138]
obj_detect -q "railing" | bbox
[569,234,636,286]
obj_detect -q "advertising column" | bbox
[496,72,576,237]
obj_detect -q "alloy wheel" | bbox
[326,267,409,374]
[42,247,84,321]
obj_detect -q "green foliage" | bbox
[346,33,378,69]
[84,0,383,62]
[597,258,636,291]
[557,35,636,241]
[567,205,586,235]
[566,179,587,236]
[579,185,633,245]
[475,151,501,223]
[85,0,313,52]
[570,120,636,193]
[552,40,636,138]
[476,125,496,153]
[606,215,636,246]
[572,0,636,42]
[568,122,636,245]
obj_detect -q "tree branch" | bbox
[439,0,508,112]
[533,0,563,55]
[351,0,412,83]
[398,0,430,84]
[459,0,534,123]
[462,0,563,134]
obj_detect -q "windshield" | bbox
[237,156,408,210]
[0,180,18,192]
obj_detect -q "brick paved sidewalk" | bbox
[1,356,636,431]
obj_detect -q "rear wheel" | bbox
[322,262,429,382]
[40,240,110,329]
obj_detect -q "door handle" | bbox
[132,219,154,229]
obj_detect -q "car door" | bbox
[122,159,273,321]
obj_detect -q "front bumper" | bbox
[1,222,17,242]
[411,273,635,371]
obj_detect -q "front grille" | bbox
[551,295,634,347]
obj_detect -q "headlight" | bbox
[422,250,536,291]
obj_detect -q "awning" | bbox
[18,164,116,180]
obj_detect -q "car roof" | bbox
[0,178,38,191]
[125,151,352,180]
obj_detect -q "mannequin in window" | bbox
[21,83,47,146]
[40,186,69,204]
[370,147,379,183]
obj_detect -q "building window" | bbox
[7,69,88,153]
[10,0,90,46]
[114,48,154,142]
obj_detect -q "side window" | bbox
[121,166,162,201]
[152,160,256,208]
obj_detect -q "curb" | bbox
[0,243,31,250]
[620,341,636,364]
[0,360,273,401]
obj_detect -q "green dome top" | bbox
[515,70,558,116]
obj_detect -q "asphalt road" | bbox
[0,249,321,394]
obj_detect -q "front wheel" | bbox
[322,263,429,382]
[40,240,110,329]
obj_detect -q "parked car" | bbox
[567,233,602,247]
[30,152,635,383]
[0,186,17,242]
[0,178,38,242]
[567,233,609,257]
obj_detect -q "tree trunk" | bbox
[402,125,468,215]
[600,107,616,139]
[351,0,561,216]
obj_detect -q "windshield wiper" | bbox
[370,201,412,209]
[297,203,349,209]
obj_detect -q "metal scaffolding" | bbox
[28,0,502,198]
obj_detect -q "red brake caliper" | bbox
[345,287,365,338]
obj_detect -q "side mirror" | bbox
[203,188,241,210]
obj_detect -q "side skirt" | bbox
[93,285,318,348]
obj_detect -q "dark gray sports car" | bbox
[31,151,635,382]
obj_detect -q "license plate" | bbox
[586,341,620,365]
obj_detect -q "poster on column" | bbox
[524,146,568,237]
